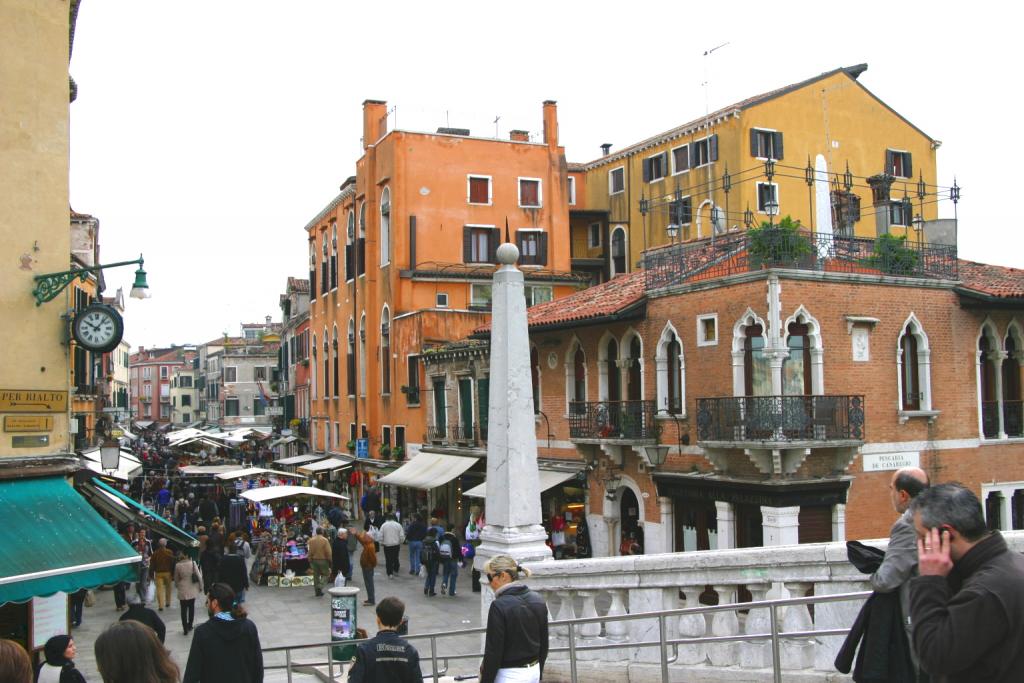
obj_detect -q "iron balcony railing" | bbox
[982,400,1024,439]
[448,422,477,445]
[569,400,658,441]
[425,424,446,444]
[642,230,958,291]
[696,395,865,443]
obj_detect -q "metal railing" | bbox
[696,395,865,443]
[982,400,1000,439]
[568,400,658,441]
[449,422,477,445]
[262,589,871,683]
[642,230,958,291]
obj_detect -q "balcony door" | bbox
[743,326,771,396]
[432,378,447,434]
[458,378,473,440]
[606,339,621,402]
[627,337,642,401]
[783,323,812,396]
[1005,336,1022,436]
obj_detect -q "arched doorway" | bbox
[619,488,644,555]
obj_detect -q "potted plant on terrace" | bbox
[379,444,392,460]
[391,445,405,461]
[346,439,356,452]
[865,233,920,276]
[747,215,814,269]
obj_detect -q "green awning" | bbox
[80,478,199,549]
[0,476,139,605]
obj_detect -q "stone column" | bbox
[992,350,1007,438]
[658,496,674,554]
[677,586,707,665]
[832,503,846,543]
[714,501,736,549]
[475,240,553,622]
[761,505,800,546]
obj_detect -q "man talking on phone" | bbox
[910,483,1024,682]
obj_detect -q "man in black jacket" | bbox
[910,483,1024,682]
[219,542,250,603]
[347,597,421,683]
[183,583,263,683]
[120,589,166,643]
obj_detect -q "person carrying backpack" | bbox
[420,529,440,597]
[439,525,463,597]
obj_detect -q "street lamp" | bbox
[666,222,679,242]
[100,438,121,472]
[33,254,150,306]
[765,199,779,228]
[604,470,622,500]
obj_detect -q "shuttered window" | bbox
[750,129,784,160]
[468,176,491,204]
[690,134,719,167]
[672,145,689,174]
[519,179,541,207]
[886,150,913,178]
[642,152,668,182]
[516,230,548,266]
[463,226,499,263]
[609,167,625,194]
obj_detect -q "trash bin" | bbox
[328,585,361,661]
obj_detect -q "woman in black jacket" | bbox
[479,555,548,683]
[36,635,87,683]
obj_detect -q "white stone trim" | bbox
[655,321,686,417]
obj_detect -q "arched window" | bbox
[346,210,355,281]
[656,324,685,415]
[380,188,391,267]
[1005,326,1023,437]
[611,227,627,276]
[783,322,812,396]
[320,232,329,295]
[357,204,367,276]
[330,222,338,290]
[530,346,540,414]
[744,325,769,396]
[332,326,339,398]
[897,315,932,412]
[625,334,643,402]
[309,241,317,300]
[322,328,330,399]
[604,337,621,401]
[979,331,998,438]
[346,319,356,396]
[381,306,391,395]
[311,333,317,399]
[566,340,587,414]
[359,312,367,396]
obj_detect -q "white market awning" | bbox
[297,457,354,475]
[215,467,299,480]
[377,452,479,490]
[80,453,144,481]
[462,468,580,498]
[239,485,349,503]
[179,465,245,475]
[274,454,327,467]
[270,436,298,448]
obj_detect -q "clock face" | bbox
[73,304,124,353]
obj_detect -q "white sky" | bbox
[69,1,1018,349]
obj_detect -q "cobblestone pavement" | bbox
[69,556,484,682]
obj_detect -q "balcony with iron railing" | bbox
[426,424,447,444]
[569,400,658,443]
[642,230,958,292]
[449,422,477,446]
[982,400,1024,439]
[696,395,865,446]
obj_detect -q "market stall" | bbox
[239,486,349,586]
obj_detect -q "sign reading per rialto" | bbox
[0,390,68,413]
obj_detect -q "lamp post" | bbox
[765,199,779,228]
[99,438,120,473]
[32,254,150,305]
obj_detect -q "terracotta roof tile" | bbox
[287,277,310,293]
[958,259,1024,299]
[475,271,646,334]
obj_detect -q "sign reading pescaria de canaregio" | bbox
[0,390,68,414]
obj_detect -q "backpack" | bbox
[438,538,453,558]
[420,541,439,566]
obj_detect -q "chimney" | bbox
[867,174,895,237]
[265,315,271,326]
[509,129,530,142]
[542,100,558,148]
[601,143,612,156]
[362,99,388,149]
[138,345,145,353]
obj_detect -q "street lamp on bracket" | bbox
[32,254,150,306]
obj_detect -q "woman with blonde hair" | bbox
[94,620,179,683]
[479,555,548,683]
[0,639,32,683]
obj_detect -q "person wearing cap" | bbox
[120,585,167,643]
[479,555,548,683]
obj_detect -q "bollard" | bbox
[328,585,361,662]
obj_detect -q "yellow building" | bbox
[0,1,78,458]
[573,64,944,279]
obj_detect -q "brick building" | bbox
[128,346,194,426]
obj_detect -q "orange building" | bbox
[305,100,584,501]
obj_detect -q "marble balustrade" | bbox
[523,532,1024,682]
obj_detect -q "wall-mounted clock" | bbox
[72,303,124,353]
